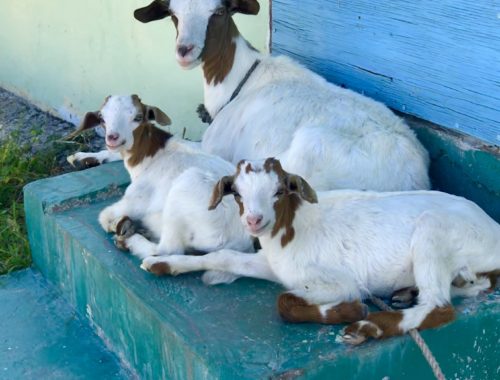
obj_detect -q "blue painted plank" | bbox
[272,0,500,146]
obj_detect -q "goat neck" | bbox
[202,31,262,117]
[122,122,172,178]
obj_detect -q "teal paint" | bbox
[272,0,500,146]
[0,269,132,379]
[407,117,500,222]
[24,145,500,378]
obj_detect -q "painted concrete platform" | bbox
[0,268,132,380]
[23,130,500,380]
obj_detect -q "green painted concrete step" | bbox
[0,269,132,380]
[23,122,500,379]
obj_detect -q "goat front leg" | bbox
[141,250,279,283]
[67,150,122,168]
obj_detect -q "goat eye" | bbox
[214,7,226,16]
[275,189,284,197]
[133,114,143,122]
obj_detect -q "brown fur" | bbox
[208,175,235,210]
[323,301,368,324]
[271,193,301,248]
[263,159,317,248]
[419,305,455,330]
[131,94,171,126]
[278,293,367,324]
[127,123,172,167]
[148,262,172,276]
[202,13,239,85]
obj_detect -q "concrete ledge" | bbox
[0,269,131,379]
[24,141,500,379]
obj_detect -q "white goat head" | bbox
[75,95,171,161]
[209,158,318,245]
[134,0,259,80]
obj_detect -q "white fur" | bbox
[145,159,500,333]
[164,0,430,191]
[67,150,121,166]
[95,95,253,260]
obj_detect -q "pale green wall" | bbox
[0,1,269,140]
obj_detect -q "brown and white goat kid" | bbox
[134,0,430,192]
[69,95,253,261]
[141,158,500,344]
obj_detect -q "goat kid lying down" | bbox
[134,0,430,192]
[141,158,500,344]
[68,95,253,262]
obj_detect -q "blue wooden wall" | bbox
[272,0,500,146]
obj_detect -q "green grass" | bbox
[0,136,86,275]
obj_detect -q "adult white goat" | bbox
[134,0,430,191]
[69,95,253,260]
[141,158,500,344]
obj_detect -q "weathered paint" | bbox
[408,116,500,223]
[24,148,500,379]
[272,0,500,146]
[0,269,132,379]
[0,0,269,140]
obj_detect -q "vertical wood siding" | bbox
[272,0,500,145]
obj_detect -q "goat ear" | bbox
[63,111,101,140]
[286,175,318,204]
[208,176,235,210]
[134,0,171,23]
[228,0,260,15]
[145,106,172,126]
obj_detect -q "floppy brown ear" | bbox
[228,0,260,15]
[286,175,318,204]
[145,106,172,126]
[134,0,171,23]
[208,176,235,210]
[63,111,101,140]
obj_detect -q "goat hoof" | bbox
[342,320,382,345]
[81,157,101,168]
[113,235,129,251]
[116,216,136,238]
[391,286,419,309]
[342,330,368,346]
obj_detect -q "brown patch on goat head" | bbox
[131,95,172,126]
[202,1,260,84]
[127,124,172,167]
[202,12,239,85]
[264,158,317,248]
[271,193,301,248]
[323,301,368,324]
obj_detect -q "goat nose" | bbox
[107,133,120,142]
[177,44,194,57]
[246,214,263,227]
